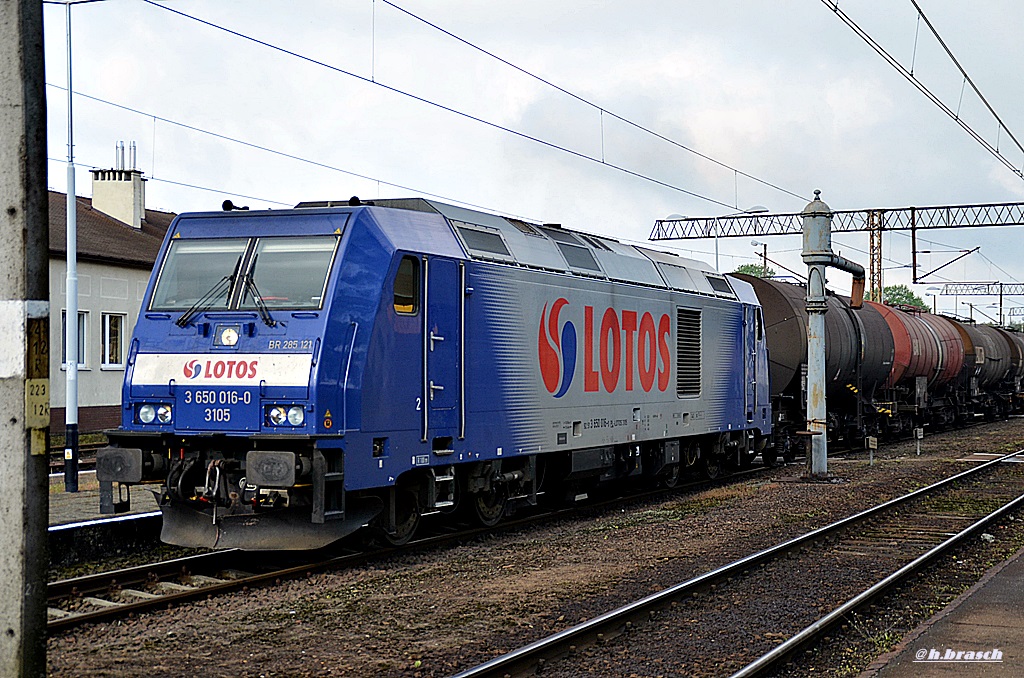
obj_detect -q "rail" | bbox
[47,464,771,632]
[453,449,1024,678]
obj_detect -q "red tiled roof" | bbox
[48,191,175,269]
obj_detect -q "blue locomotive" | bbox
[97,198,772,550]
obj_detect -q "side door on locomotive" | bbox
[422,256,464,450]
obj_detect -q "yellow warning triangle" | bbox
[324,410,333,418]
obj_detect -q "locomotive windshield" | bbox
[239,236,338,310]
[150,235,338,313]
[150,238,249,311]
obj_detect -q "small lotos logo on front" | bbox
[182,358,258,380]
[538,299,576,398]
[183,359,202,379]
[538,299,672,397]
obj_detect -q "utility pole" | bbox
[0,1,50,675]
[64,0,80,492]
[757,241,768,276]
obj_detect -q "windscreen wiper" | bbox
[243,255,277,327]
[175,256,242,328]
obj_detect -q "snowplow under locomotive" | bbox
[97,199,772,550]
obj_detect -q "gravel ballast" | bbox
[47,420,1024,677]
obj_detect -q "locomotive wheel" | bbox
[700,454,723,480]
[381,488,421,546]
[761,449,778,467]
[472,489,507,527]
[659,464,681,489]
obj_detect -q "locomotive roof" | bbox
[297,197,742,301]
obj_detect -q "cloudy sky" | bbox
[42,0,1024,317]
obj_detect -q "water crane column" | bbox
[802,191,866,477]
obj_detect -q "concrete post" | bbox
[0,1,50,675]
[801,191,866,478]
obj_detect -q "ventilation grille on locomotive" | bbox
[676,308,701,396]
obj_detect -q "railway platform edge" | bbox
[48,472,158,527]
[862,544,1024,677]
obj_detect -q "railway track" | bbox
[47,464,771,632]
[49,441,106,473]
[452,449,1024,678]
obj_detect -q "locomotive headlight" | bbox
[268,406,288,426]
[156,404,173,424]
[267,405,305,427]
[138,404,157,424]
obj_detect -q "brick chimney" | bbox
[90,141,146,229]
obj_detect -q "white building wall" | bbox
[50,258,151,408]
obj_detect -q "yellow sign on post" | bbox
[24,378,49,429]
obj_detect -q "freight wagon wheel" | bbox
[472,489,507,528]
[382,488,421,546]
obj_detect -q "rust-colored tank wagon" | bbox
[918,313,965,387]
[867,302,941,389]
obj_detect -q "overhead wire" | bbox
[890,230,1021,285]
[906,0,1024,161]
[46,156,292,206]
[379,0,807,203]
[819,0,1024,180]
[136,0,745,213]
[44,84,544,220]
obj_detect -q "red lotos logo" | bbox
[538,301,672,395]
[183,359,202,379]
[182,358,258,380]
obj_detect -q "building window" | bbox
[61,310,88,369]
[102,313,126,368]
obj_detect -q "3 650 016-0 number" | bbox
[184,389,252,405]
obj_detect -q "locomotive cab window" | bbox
[150,238,249,311]
[240,236,339,310]
[393,256,420,314]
